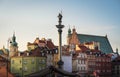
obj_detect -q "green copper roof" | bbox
[77,34,113,54]
[68,28,71,34]
[11,33,18,47]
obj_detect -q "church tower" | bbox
[67,27,80,53]
[67,27,71,45]
[9,32,18,57]
[70,27,80,45]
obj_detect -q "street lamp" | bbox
[56,13,64,69]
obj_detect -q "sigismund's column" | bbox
[56,13,64,70]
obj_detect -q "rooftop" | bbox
[77,34,113,54]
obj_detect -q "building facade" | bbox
[77,52,87,77]
[27,37,58,67]
[87,52,96,77]
[112,56,120,77]
[95,53,112,77]
[67,28,113,54]
[72,56,78,73]
[10,56,46,77]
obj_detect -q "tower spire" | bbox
[13,31,15,35]
[68,25,71,35]
[11,31,17,46]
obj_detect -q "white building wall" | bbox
[62,55,72,72]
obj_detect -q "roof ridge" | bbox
[77,33,106,38]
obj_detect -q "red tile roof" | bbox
[19,47,46,57]
[30,47,46,57]
[107,53,113,57]
[46,40,55,49]
[39,40,46,43]
[27,42,37,46]
[79,45,90,52]
[90,49,101,52]
[84,42,93,45]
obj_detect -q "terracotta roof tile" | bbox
[39,40,46,43]
[79,45,90,52]
[84,42,93,45]
[46,41,55,49]
[27,42,37,46]
[90,49,101,52]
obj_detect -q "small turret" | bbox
[67,27,72,45]
[11,32,18,47]
[12,32,16,42]
[68,27,71,36]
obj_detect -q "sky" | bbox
[0,0,120,52]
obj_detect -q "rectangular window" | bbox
[31,58,34,64]
[12,60,14,64]
[39,66,41,70]
[83,67,85,71]
[24,67,27,72]
[81,60,83,64]
[20,68,22,70]
[78,60,81,64]
[31,67,35,72]
[83,60,85,64]
[39,60,42,64]
[20,60,21,64]
[82,67,83,71]
[24,60,27,64]
[11,67,14,72]
[42,59,45,64]
[78,67,79,71]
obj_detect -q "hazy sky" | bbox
[0,0,120,52]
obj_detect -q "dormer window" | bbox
[42,53,44,56]
[55,49,58,54]
[50,51,51,54]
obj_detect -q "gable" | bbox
[77,34,113,54]
[69,32,80,45]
